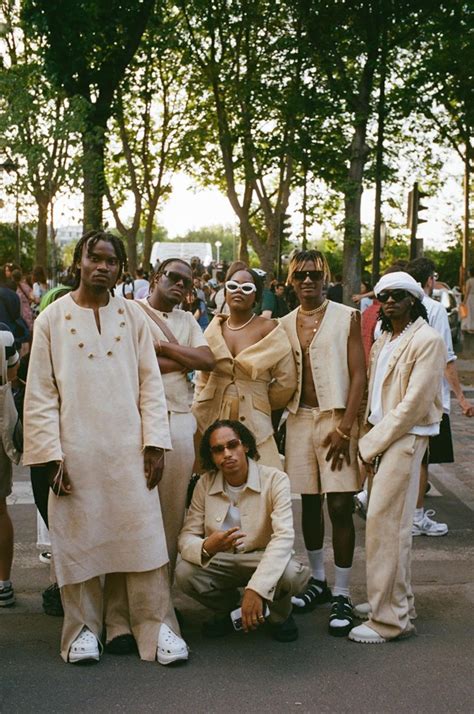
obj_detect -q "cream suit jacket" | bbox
[178,459,294,601]
[359,317,447,463]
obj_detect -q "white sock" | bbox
[0,579,11,588]
[307,548,325,582]
[414,507,424,523]
[332,565,352,598]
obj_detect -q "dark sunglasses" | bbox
[293,270,324,282]
[210,438,242,455]
[162,269,192,290]
[378,289,410,303]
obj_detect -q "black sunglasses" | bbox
[378,289,410,303]
[293,270,324,282]
[162,269,192,290]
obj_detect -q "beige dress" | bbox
[192,317,297,468]
[23,294,172,587]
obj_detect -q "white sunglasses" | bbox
[225,280,257,295]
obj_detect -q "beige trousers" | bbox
[365,433,428,638]
[159,411,196,574]
[175,552,310,623]
[60,566,180,662]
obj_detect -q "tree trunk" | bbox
[126,231,138,276]
[372,30,387,284]
[238,226,250,264]
[82,109,108,231]
[35,196,49,268]
[342,122,369,305]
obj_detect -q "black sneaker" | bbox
[328,595,353,637]
[105,634,138,655]
[270,614,299,643]
[202,614,234,638]
[0,582,15,607]
[292,577,332,613]
[42,583,64,617]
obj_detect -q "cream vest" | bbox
[280,301,357,413]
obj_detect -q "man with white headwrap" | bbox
[348,272,447,644]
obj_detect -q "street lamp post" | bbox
[215,240,222,264]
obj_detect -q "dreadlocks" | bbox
[71,230,128,291]
[379,298,428,333]
[287,249,331,284]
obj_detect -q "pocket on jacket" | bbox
[194,384,217,402]
[252,396,271,415]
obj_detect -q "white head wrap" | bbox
[373,271,425,301]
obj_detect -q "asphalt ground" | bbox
[1,361,473,713]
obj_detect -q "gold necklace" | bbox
[298,299,329,316]
[226,313,256,331]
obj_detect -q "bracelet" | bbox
[336,426,351,441]
[202,541,211,559]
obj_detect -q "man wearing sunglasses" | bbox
[406,258,474,538]
[176,419,310,642]
[280,250,366,638]
[349,272,446,643]
[138,258,215,573]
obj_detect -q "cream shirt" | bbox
[138,300,208,413]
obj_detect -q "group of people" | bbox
[0,229,472,666]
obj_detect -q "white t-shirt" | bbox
[369,334,439,437]
[423,294,453,414]
[134,278,149,293]
[221,482,244,531]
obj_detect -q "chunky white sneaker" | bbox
[157,624,189,665]
[349,622,416,644]
[412,509,448,537]
[68,627,100,664]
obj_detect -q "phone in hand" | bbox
[230,603,270,631]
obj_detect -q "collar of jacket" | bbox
[208,458,261,495]
[370,316,426,381]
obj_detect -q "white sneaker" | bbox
[412,509,448,537]
[157,624,189,665]
[68,626,100,663]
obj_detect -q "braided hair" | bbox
[379,298,428,333]
[71,230,128,291]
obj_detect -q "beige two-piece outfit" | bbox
[359,318,446,638]
[176,459,310,622]
[137,300,209,572]
[280,302,360,494]
[23,294,177,662]
[192,316,297,469]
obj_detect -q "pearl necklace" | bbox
[298,299,329,316]
[391,321,413,340]
[226,313,256,331]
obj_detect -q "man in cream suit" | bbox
[176,420,310,642]
[349,272,446,644]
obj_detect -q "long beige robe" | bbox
[23,294,172,588]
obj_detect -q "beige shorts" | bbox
[285,408,359,495]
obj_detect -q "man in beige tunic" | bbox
[137,258,215,572]
[23,231,188,665]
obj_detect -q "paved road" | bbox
[2,390,473,713]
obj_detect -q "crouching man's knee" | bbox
[175,559,200,597]
[276,558,310,598]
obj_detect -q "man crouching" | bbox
[176,420,310,642]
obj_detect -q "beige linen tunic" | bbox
[192,317,296,466]
[23,294,172,587]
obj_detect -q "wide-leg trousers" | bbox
[60,566,180,662]
[365,433,428,638]
[175,552,310,623]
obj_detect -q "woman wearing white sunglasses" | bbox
[192,262,296,468]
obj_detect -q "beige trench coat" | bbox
[23,294,172,587]
[192,317,296,445]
